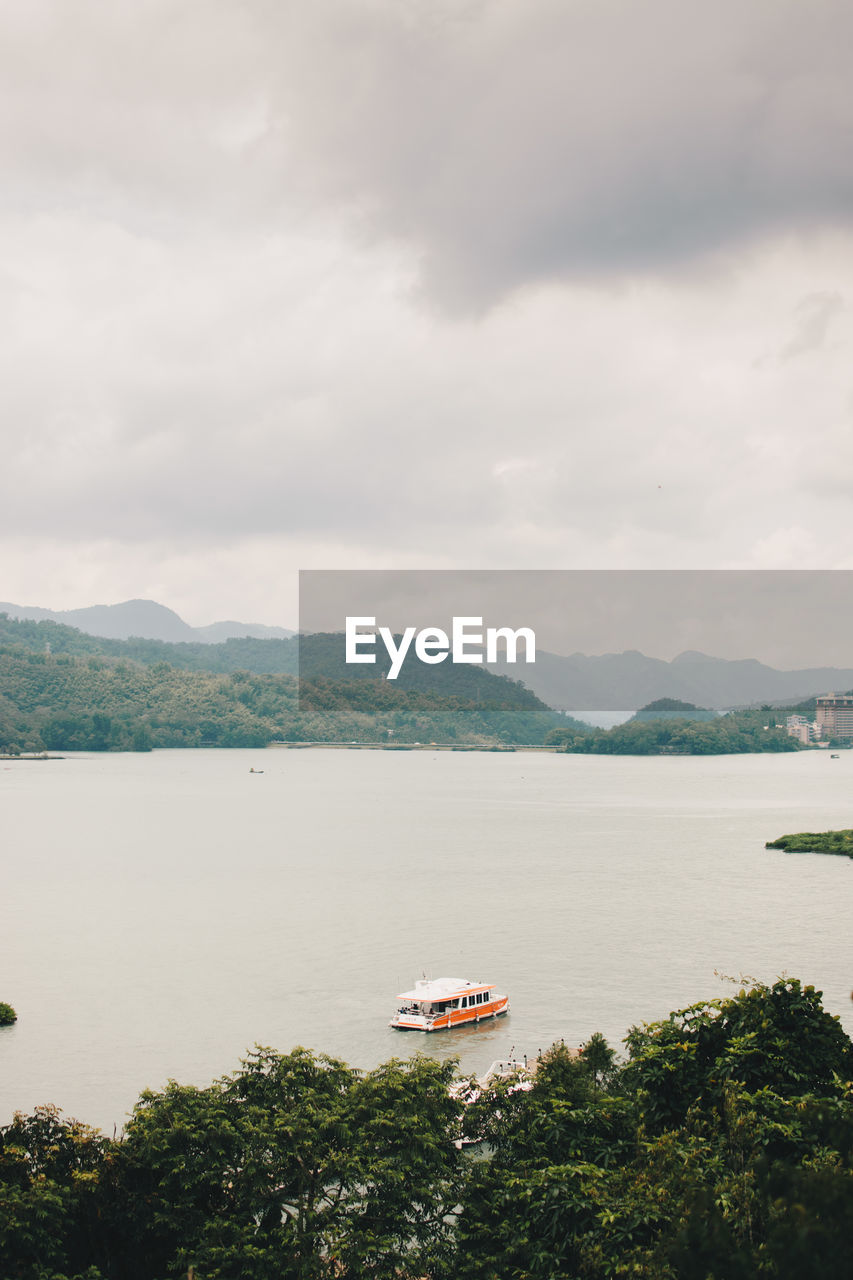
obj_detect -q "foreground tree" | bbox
[623,978,853,1130]
[103,1047,462,1279]
[452,981,853,1279]
[0,1104,107,1279]
[2,984,851,1278]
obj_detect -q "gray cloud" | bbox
[1,2,853,626]
[261,0,853,310]
[1,3,852,310]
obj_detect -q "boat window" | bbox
[461,996,468,1008]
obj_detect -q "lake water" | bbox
[1,748,851,1134]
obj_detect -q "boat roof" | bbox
[396,977,491,1001]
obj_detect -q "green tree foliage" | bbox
[1,985,851,1278]
[638,698,703,713]
[547,711,799,755]
[623,979,853,1130]
[0,1002,16,1026]
[0,614,558,709]
[0,641,564,752]
[0,1105,106,1279]
[453,981,853,1279]
[101,1047,462,1280]
[579,1032,618,1092]
[767,829,853,857]
[630,699,718,724]
[455,1043,637,1278]
[0,612,302,675]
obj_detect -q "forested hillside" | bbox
[0,613,560,702]
[547,706,800,755]
[0,611,300,674]
[0,615,821,755]
[0,645,567,753]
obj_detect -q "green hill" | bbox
[0,614,568,706]
[629,697,718,723]
[547,703,798,755]
[0,639,573,753]
[0,612,300,674]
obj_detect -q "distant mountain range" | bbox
[489,647,853,712]
[0,599,293,645]
[2,599,850,712]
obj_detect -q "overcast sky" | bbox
[2,0,852,631]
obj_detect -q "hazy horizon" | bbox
[8,571,853,677]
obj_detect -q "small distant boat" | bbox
[249,767,264,773]
[390,977,509,1031]
[830,754,840,759]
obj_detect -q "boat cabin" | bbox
[390,977,509,1031]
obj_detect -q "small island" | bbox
[0,1001,17,1026]
[630,698,718,723]
[548,700,797,755]
[766,830,853,858]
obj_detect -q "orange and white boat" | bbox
[390,977,509,1031]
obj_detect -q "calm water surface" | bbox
[1,748,851,1133]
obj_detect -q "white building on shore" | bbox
[786,714,820,745]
